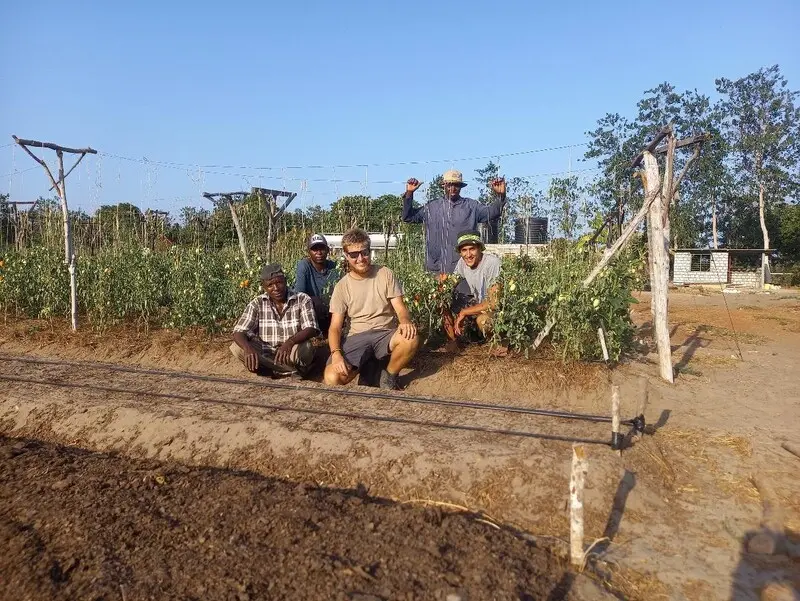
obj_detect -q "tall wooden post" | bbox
[13,136,96,331]
[56,151,79,330]
[642,151,673,383]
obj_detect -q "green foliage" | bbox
[0,246,69,319]
[0,235,643,362]
[494,243,644,360]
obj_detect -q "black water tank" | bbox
[514,217,548,244]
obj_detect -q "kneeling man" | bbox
[231,263,318,376]
[324,228,420,390]
[446,230,501,342]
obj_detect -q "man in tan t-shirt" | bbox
[324,228,420,390]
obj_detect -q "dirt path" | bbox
[2,289,799,600]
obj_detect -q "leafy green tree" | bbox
[548,176,583,240]
[426,174,444,202]
[716,65,800,275]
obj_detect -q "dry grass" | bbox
[423,346,608,394]
[682,578,715,601]
[596,563,670,601]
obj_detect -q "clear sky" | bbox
[1,0,798,216]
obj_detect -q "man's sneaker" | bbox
[379,369,400,390]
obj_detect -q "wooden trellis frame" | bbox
[12,136,97,331]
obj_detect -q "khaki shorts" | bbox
[230,340,315,374]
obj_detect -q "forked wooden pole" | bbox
[13,136,96,331]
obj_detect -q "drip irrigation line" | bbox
[0,354,637,425]
[0,374,612,447]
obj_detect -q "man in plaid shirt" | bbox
[230,263,319,376]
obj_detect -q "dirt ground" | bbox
[1,435,615,601]
[1,288,799,600]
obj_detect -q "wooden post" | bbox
[56,151,78,331]
[570,445,588,566]
[643,151,674,383]
[13,136,96,332]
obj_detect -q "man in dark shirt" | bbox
[294,233,339,336]
[401,169,506,275]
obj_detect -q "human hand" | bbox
[332,351,351,376]
[275,340,294,367]
[454,312,467,336]
[490,178,506,195]
[398,321,417,340]
[244,348,259,372]
[406,178,422,194]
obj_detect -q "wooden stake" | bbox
[611,385,622,452]
[569,445,588,566]
[597,328,609,362]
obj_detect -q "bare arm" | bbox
[327,312,350,374]
[390,295,417,340]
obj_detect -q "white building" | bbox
[672,248,773,289]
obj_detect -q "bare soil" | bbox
[0,435,612,601]
[2,288,800,600]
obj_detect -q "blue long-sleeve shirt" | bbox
[402,193,506,273]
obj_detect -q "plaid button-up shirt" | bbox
[232,290,318,353]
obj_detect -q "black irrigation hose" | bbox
[0,353,638,426]
[0,374,612,447]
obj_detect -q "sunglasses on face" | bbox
[345,249,370,260]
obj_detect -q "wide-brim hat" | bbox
[443,169,467,188]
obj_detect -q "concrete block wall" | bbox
[673,251,729,285]
[485,243,547,258]
[731,270,760,288]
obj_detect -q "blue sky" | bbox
[1,0,798,216]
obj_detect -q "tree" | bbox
[548,176,583,240]
[585,113,642,239]
[716,65,800,283]
[426,174,444,202]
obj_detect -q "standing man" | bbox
[294,233,339,336]
[324,228,420,390]
[445,230,502,343]
[231,264,319,377]
[402,170,506,275]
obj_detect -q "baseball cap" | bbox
[308,233,329,249]
[260,263,285,281]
